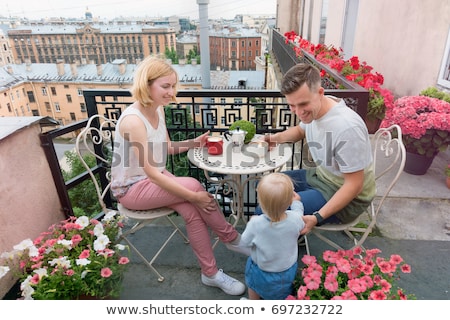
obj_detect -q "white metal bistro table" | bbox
[187,139,293,227]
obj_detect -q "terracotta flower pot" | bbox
[446,177,450,189]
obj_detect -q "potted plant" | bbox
[0,211,129,300]
[381,95,450,175]
[287,247,414,300]
[284,31,394,132]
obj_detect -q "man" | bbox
[263,63,375,235]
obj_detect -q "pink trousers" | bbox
[118,170,238,276]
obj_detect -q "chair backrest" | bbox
[371,124,406,217]
[75,115,117,214]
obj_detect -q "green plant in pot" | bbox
[229,120,256,144]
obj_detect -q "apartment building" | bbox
[7,22,177,65]
[209,26,262,71]
[0,30,13,66]
[0,60,264,127]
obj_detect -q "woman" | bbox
[111,56,245,296]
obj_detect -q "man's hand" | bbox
[300,215,317,235]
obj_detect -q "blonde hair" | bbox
[130,56,178,107]
[257,173,294,222]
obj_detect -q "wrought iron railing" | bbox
[41,89,302,218]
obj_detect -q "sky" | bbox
[1,0,277,20]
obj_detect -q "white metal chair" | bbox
[75,114,189,282]
[304,124,406,253]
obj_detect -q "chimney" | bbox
[71,63,78,77]
[96,64,103,76]
[118,62,126,75]
[56,60,65,76]
[25,59,32,72]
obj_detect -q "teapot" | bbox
[224,126,247,152]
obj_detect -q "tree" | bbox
[164,47,178,64]
[62,150,102,217]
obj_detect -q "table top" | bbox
[188,139,293,175]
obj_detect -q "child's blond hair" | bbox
[256,172,294,222]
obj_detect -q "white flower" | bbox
[81,270,89,279]
[0,266,10,279]
[93,223,105,237]
[94,234,110,251]
[27,245,40,257]
[75,216,90,230]
[57,239,73,250]
[102,211,117,222]
[13,239,34,251]
[49,256,71,269]
[76,258,91,266]
[33,268,48,279]
[115,243,126,251]
[20,275,35,300]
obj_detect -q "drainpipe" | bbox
[197,0,210,89]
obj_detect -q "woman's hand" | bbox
[192,190,217,213]
[193,131,210,148]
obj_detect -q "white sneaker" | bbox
[201,269,246,295]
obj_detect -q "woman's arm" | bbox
[120,116,216,213]
[168,131,210,155]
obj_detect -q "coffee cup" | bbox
[245,140,269,158]
[206,136,223,155]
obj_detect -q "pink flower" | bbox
[324,277,338,292]
[100,267,113,278]
[304,275,321,290]
[119,257,130,265]
[369,290,387,300]
[79,249,90,259]
[301,255,317,265]
[401,264,412,273]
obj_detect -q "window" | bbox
[7,103,11,112]
[45,102,51,112]
[438,27,450,88]
[194,105,200,114]
[70,112,76,121]
[55,102,61,112]
[77,88,83,96]
[41,87,47,96]
[27,91,35,103]
[80,102,86,112]
[51,87,57,96]
[66,94,72,103]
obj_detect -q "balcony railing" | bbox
[40,29,370,220]
[41,89,302,219]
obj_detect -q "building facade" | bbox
[276,0,450,97]
[7,23,177,65]
[209,26,262,71]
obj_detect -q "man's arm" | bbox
[300,170,365,234]
[265,125,304,147]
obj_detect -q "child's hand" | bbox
[292,192,301,202]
